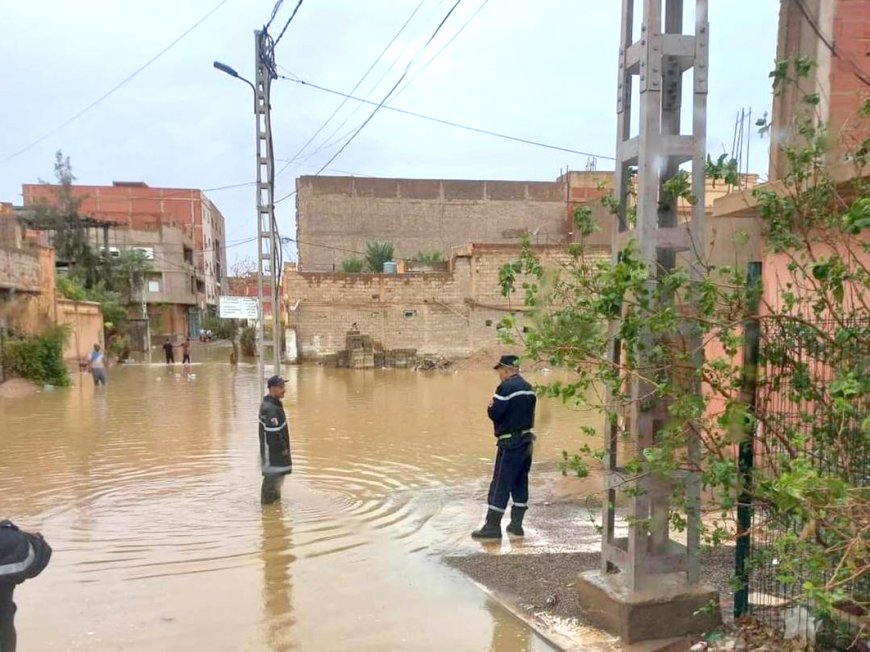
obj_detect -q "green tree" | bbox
[30,151,105,289]
[364,241,394,272]
[499,59,869,628]
[341,257,365,273]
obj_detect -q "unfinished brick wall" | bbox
[284,244,605,360]
[294,176,570,271]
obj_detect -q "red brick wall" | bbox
[830,0,870,149]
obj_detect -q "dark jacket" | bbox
[259,394,292,476]
[487,373,536,447]
[0,521,51,586]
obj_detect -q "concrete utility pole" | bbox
[254,29,282,380]
[576,0,720,645]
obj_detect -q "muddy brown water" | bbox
[0,356,601,651]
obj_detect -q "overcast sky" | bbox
[0,0,780,267]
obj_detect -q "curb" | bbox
[463,577,616,652]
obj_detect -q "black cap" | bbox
[494,355,520,370]
[266,375,285,388]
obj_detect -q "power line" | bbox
[280,0,429,171]
[283,0,454,173]
[394,0,491,100]
[265,0,284,31]
[273,0,305,48]
[2,0,232,163]
[281,76,617,160]
[309,0,467,180]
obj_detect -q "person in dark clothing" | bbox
[0,520,52,652]
[472,355,537,540]
[163,339,175,364]
[259,375,293,505]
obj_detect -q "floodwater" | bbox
[0,352,599,651]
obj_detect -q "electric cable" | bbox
[793,0,870,86]
[280,0,429,170]
[307,0,467,180]
[273,0,305,48]
[2,0,232,162]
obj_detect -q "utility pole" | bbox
[576,0,720,644]
[254,29,282,380]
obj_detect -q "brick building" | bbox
[282,244,605,361]
[286,169,758,361]
[769,0,869,178]
[22,181,228,308]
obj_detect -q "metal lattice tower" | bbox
[254,29,282,380]
[602,0,708,591]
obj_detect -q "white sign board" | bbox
[219,296,260,319]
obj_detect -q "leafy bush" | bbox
[200,313,235,340]
[364,241,394,273]
[57,276,125,329]
[1,326,70,386]
[411,251,443,263]
[341,258,365,273]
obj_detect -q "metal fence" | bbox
[743,317,869,646]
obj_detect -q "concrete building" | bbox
[86,224,206,339]
[22,181,229,308]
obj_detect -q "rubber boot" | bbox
[471,508,503,539]
[506,506,527,537]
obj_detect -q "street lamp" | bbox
[213,56,282,383]
[213,61,256,94]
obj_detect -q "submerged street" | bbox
[0,356,597,651]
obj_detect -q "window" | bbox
[403,310,416,318]
[147,273,162,293]
[485,319,493,327]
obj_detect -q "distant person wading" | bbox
[259,376,293,505]
[471,355,536,540]
[163,339,174,364]
[88,343,106,386]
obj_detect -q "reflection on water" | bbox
[262,505,295,651]
[0,358,598,651]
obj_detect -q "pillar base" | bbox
[576,570,721,645]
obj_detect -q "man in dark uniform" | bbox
[0,520,52,651]
[472,355,537,540]
[259,375,293,505]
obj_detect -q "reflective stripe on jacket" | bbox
[258,395,292,476]
[487,373,536,443]
[0,520,51,586]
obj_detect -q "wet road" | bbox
[0,356,598,651]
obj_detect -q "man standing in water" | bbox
[0,520,52,651]
[180,338,191,365]
[472,355,536,540]
[162,339,174,365]
[88,343,107,386]
[259,375,292,504]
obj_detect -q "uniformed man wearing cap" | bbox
[259,375,293,504]
[472,354,537,539]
